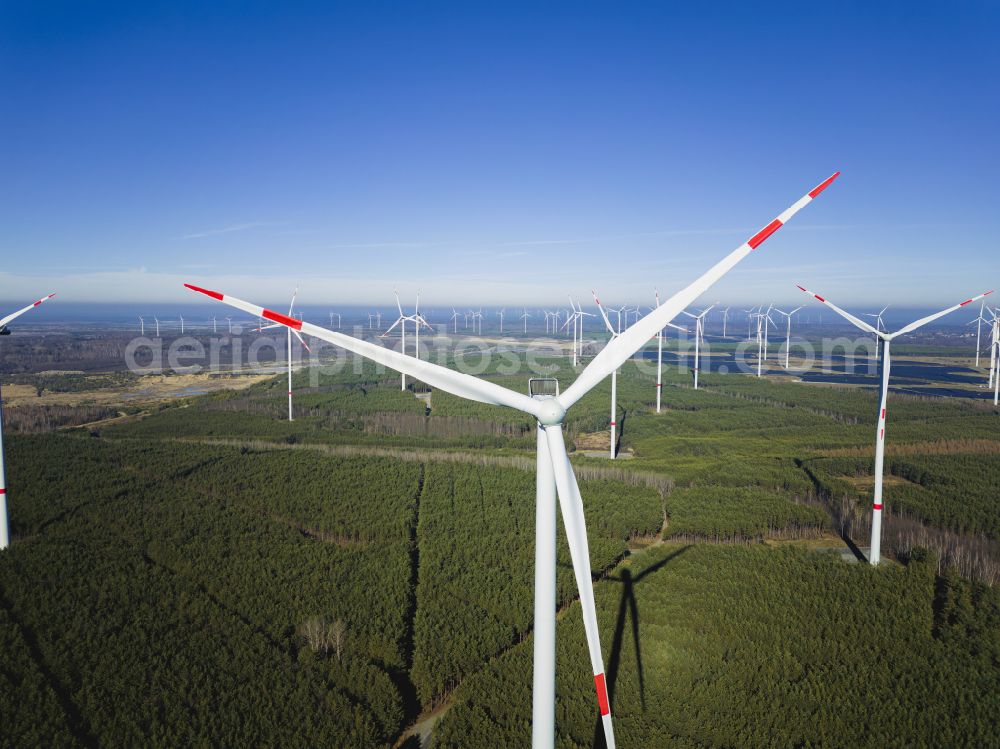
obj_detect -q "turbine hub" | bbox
[535,397,566,425]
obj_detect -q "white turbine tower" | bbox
[185,171,838,749]
[721,306,730,337]
[138,316,145,335]
[992,311,1000,404]
[212,316,218,334]
[745,306,758,340]
[0,293,56,550]
[797,284,992,565]
[154,316,161,337]
[450,309,460,333]
[329,312,341,330]
[225,316,233,334]
[521,308,531,334]
[180,315,185,334]
[497,308,506,333]
[773,306,803,369]
[681,304,716,389]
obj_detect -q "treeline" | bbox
[4,404,120,433]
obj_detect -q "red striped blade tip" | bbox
[808,171,840,198]
[747,219,783,249]
[594,673,610,716]
[184,283,224,301]
[263,308,303,330]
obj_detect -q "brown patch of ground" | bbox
[3,372,270,408]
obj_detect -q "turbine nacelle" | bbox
[535,397,566,426]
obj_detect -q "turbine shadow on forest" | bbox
[591,544,692,749]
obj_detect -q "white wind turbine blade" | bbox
[590,291,617,336]
[543,425,615,748]
[292,329,311,353]
[0,293,56,329]
[394,289,404,317]
[795,285,882,337]
[184,284,543,417]
[889,290,994,338]
[288,287,298,316]
[559,172,839,409]
[381,317,405,337]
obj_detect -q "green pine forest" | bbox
[1,351,999,747]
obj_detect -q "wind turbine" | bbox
[185,171,838,749]
[256,288,311,421]
[772,306,803,369]
[212,316,218,334]
[721,306,730,337]
[497,308,506,334]
[864,306,889,358]
[0,293,56,550]
[797,284,992,566]
[450,309,459,333]
[382,290,433,390]
[681,304,716,389]
[761,304,774,360]
[521,308,531,334]
[562,298,595,368]
[988,308,999,392]
[225,316,233,334]
[745,306,758,340]
[751,308,775,377]
[138,316,145,335]
[154,316,161,337]
[180,315,185,334]
[329,312,341,330]
[969,301,989,368]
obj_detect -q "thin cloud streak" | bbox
[179,222,280,240]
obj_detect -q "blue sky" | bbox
[1,1,997,309]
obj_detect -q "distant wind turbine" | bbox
[772,306,803,369]
[797,284,992,565]
[681,304,716,389]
